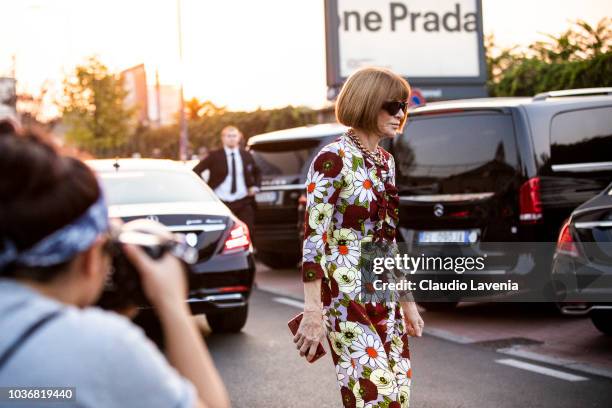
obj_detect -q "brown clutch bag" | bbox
[287,312,326,363]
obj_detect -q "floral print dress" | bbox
[301,133,412,408]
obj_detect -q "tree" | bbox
[58,57,136,157]
[486,18,612,97]
[529,18,611,63]
[185,98,226,120]
[132,104,319,158]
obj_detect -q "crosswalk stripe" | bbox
[495,358,588,382]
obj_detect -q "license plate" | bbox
[418,230,474,244]
[255,191,278,204]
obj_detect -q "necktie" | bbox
[230,152,237,194]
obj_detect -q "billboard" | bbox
[325,0,487,100]
[121,64,149,124]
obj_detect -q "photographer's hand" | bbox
[123,244,230,408]
[122,244,187,310]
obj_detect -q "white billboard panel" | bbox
[337,0,481,78]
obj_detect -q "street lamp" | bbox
[177,0,188,160]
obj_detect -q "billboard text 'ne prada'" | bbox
[342,2,478,33]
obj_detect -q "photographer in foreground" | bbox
[0,131,230,408]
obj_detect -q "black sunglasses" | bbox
[381,101,408,116]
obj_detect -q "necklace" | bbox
[346,129,385,168]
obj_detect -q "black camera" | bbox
[96,219,198,311]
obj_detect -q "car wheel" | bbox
[207,305,249,333]
[256,250,299,269]
[417,301,458,312]
[591,310,612,335]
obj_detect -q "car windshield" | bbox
[394,112,519,194]
[249,139,324,177]
[98,170,216,205]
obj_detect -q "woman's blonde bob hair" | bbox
[336,67,411,135]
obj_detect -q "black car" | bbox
[88,159,256,332]
[247,124,347,268]
[390,88,612,309]
[551,182,612,335]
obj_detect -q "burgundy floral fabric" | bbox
[301,134,411,408]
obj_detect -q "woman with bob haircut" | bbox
[293,67,424,408]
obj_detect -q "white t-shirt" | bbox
[0,279,196,408]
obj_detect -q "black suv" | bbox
[247,124,346,268]
[390,88,612,308]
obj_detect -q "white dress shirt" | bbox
[214,146,248,202]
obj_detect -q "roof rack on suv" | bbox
[533,87,612,101]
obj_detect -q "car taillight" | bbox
[557,218,579,257]
[519,177,542,224]
[222,220,251,254]
[219,285,250,293]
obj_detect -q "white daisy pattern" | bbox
[336,364,346,383]
[350,333,388,370]
[305,171,327,204]
[338,146,354,169]
[389,337,403,364]
[394,359,412,386]
[339,351,359,377]
[369,167,382,190]
[328,228,360,267]
[353,166,376,203]
[308,224,328,253]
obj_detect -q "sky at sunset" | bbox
[0,0,610,117]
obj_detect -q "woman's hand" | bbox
[401,302,424,337]
[293,308,326,362]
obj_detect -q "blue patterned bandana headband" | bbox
[0,194,109,270]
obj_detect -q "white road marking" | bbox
[495,358,588,382]
[422,327,474,344]
[273,297,305,309]
[498,346,612,381]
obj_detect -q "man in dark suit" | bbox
[193,126,261,238]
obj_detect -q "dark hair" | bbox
[0,129,101,281]
[0,120,17,136]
